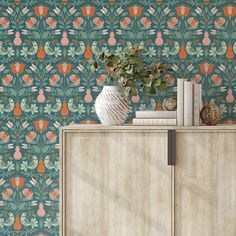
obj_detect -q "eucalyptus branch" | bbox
[90,45,172,96]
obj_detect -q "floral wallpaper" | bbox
[0,0,235,235]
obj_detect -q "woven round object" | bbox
[162,96,177,111]
[200,104,221,126]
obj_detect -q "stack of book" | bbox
[177,79,202,126]
[132,111,177,125]
[132,78,202,126]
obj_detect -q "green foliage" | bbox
[90,45,171,96]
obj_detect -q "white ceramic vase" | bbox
[95,86,130,125]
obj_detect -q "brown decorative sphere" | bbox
[200,104,222,126]
[162,97,177,111]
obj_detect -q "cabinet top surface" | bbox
[61,124,236,132]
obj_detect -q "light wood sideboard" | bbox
[60,125,236,236]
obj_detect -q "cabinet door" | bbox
[61,130,172,236]
[175,131,236,236]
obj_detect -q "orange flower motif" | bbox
[26,131,37,142]
[70,74,80,85]
[214,17,225,28]
[211,74,222,86]
[192,74,202,83]
[96,74,106,85]
[46,131,57,142]
[34,120,49,131]
[10,63,26,75]
[93,17,104,28]
[167,17,178,28]
[22,188,33,200]
[73,17,84,28]
[2,188,13,200]
[57,63,73,74]
[46,17,57,28]
[81,6,96,17]
[176,6,190,17]
[10,177,25,188]
[120,17,131,28]
[199,63,214,75]
[49,188,59,200]
[223,6,236,17]
[187,17,198,29]
[2,74,13,85]
[0,131,10,142]
[140,17,151,28]
[34,6,49,17]
[0,17,10,28]
[49,74,60,85]
[166,75,174,84]
[22,74,33,85]
[26,17,36,29]
[128,6,144,17]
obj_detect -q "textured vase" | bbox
[95,86,130,125]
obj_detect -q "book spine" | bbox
[177,78,186,126]
[133,119,142,125]
[135,111,177,119]
[193,84,202,126]
[133,119,176,126]
[184,81,193,126]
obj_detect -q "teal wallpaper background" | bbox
[0,0,235,235]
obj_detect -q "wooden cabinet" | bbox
[60,127,173,236]
[60,126,236,236]
[175,131,236,236]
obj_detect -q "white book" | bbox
[193,84,202,126]
[184,81,193,126]
[177,78,186,126]
[133,119,177,126]
[136,111,176,119]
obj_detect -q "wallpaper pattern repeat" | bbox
[0,0,235,235]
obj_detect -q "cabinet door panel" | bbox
[62,131,172,236]
[175,132,236,236]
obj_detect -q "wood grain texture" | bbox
[175,132,236,236]
[60,125,236,236]
[61,124,236,132]
[61,130,172,236]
